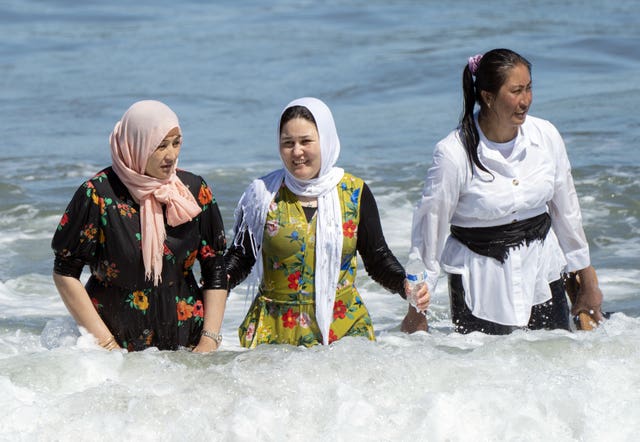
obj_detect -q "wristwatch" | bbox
[201,329,223,344]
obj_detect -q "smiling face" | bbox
[481,62,532,141]
[144,126,181,179]
[279,117,321,180]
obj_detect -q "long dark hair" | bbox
[459,48,532,175]
[279,105,317,134]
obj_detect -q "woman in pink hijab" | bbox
[52,100,228,352]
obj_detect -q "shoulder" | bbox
[340,172,364,188]
[176,169,213,200]
[339,172,365,197]
[521,115,566,158]
[246,169,285,194]
[82,167,116,192]
[522,115,563,141]
[434,128,468,165]
[338,172,366,207]
[176,169,204,187]
[429,128,470,180]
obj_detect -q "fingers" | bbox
[590,309,604,323]
[415,285,430,312]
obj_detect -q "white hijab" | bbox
[233,97,344,345]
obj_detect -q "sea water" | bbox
[1,0,639,440]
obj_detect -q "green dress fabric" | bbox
[238,173,375,347]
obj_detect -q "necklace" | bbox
[299,200,318,208]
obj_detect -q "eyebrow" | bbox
[280,134,315,140]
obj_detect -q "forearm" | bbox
[194,288,228,352]
[53,273,115,345]
[361,246,406,296]
[202,289,227,333]
[576,265,598,289]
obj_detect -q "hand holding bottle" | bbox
[405,279,430,313]
[405,253,430,313]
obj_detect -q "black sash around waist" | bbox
[450,212,552,264]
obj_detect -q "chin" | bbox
[288,168,314,181]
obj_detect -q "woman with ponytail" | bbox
[403,49,603,334]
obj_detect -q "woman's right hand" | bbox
[53,273,119,348]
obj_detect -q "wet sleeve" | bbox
[224,209,257,290]
[51,181,101,279]
[356,183,407,297]
[410,140,464,295]
[545,122,591,271]
[196,178,228,290]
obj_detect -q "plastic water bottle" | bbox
[405,252,427,311]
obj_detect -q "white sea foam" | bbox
[1,317,640,441]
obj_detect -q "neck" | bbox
[478,112,517,143]
[298,196,318,208]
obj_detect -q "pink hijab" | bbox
[109,100,201,285]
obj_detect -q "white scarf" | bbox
[233,97,344,345]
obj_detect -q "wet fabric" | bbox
[238,174,379,347]
[450,213,552,263]
[448,273,571,334]
[52,167,226,351]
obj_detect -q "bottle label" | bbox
[406,272,425,283]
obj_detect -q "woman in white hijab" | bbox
[226,97,429,348]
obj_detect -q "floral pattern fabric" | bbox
[52,167,226,351]
[238,173,375,348]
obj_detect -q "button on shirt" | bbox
[410,115,591,326]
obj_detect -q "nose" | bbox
[292,142,304,155]
[165,146,179,161]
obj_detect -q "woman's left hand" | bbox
[572,266,604,323]
[404,280,430,313]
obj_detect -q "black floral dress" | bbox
[52,167,227,351]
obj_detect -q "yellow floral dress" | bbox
[238,173,375,347]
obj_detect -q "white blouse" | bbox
[411,115,591,326]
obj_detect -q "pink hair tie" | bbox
[468,53,483,76]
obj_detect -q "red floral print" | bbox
[163,244,173,256]
[193,300,204,318]
[343,219,357,238]
[200,244,216,258]
[287,271,301,290]
[329,329,338,344]
[282,308,299,329]
[333,300,347,319]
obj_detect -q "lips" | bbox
[515,110,527,119]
